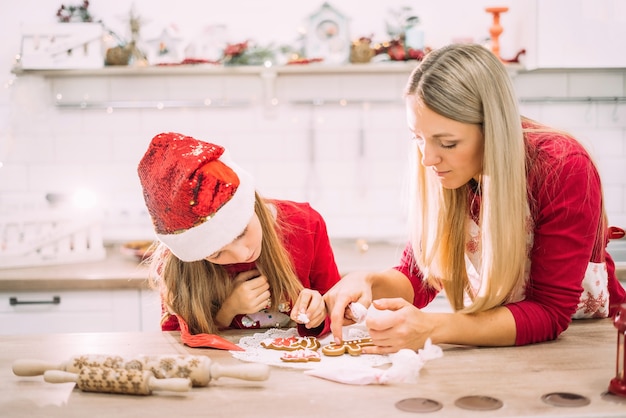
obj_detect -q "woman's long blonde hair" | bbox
[404,44,528,312]
[147,192,303,334]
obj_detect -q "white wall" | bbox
[1,1,625,249]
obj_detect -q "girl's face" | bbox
[406,96,484,189]
[205,214,263,265]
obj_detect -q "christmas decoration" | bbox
[221,41,277,66]
[145,25,184,65]
[350,36,374,63]
[56,0,93,23]
[485,6,508,60]
[375,6,426,62]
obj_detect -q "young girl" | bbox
[324,43,626,352]
[138,132,341,346]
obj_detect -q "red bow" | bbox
[177,315,244,351]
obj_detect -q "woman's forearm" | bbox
[370,268,415,303]
[430,306,517,346]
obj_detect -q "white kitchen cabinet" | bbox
[522,0,626,69]
[0,288,161,335]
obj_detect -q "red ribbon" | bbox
[609,226,625,240]
[177,315,244,351]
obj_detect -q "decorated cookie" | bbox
[321,337,375,356]
[261,336,321,351]
[280,348,322,363]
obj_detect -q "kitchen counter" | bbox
[0,240,624,292]
[0,240,405,292]
[2,320,626,417]
[0,246,151,292]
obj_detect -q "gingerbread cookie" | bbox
[321,337,375,356]
[280,348,321,363]
[261,336,320,351]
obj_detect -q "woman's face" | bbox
[205,214,263,265]
[406,96,484,189]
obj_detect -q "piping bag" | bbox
[177,315,244,351]
[305,339,442,385]
[304,303,443,385]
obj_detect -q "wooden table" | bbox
[1,320,625,417]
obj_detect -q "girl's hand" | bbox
[291,289,326,329]
[223,270,271,315]
[361,298,432,354]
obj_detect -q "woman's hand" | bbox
[291,289,325,329]
[216,270,270,327]
[323,271,374,343]
[362,298,432,354]
[362,298,518,351]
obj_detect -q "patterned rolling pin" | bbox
[43,367,191,396]
[13,354,270,387]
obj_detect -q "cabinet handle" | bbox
[9,296,61,305]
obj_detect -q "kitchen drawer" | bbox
[0,289,147,335]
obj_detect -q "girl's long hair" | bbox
[147,192,303,334]
[404,44,528,312]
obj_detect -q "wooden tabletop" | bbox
[2,319,626,417]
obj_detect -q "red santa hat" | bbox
[137,132,255,262]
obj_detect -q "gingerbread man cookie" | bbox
[321,337,375,356]
[261,336,320,351]
[280,348,321,363]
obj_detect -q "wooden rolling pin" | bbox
[13,354,270,387]
[44,367,191,396]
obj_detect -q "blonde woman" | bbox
[138,132,341,346]
[324,43,626,352]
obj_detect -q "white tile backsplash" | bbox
[52,77,111,102]
[514,73,569,98]
[575,128,624,158]
[55,132,113,163]
[597,157,626,188]
[541,102,598,129]
[568,72,625,97]
[2,68,626,244]
[604,185,624,214]
[597,103,626,128]
[0,165,28,191]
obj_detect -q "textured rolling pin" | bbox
[43,367,191,396]
[13,354,270,387]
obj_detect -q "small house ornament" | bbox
[19,22,104,70]
[304,2,351,65]
[144,25,185,65]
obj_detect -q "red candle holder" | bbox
[485,6,509,60]
[609,303,626,397]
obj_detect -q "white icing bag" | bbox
[304,339,443,385]
[349,302,368,323]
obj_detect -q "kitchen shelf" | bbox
[12,61,422,77]
[519,96,626,103]
[12,61,525,111]
[11,60,525,78]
